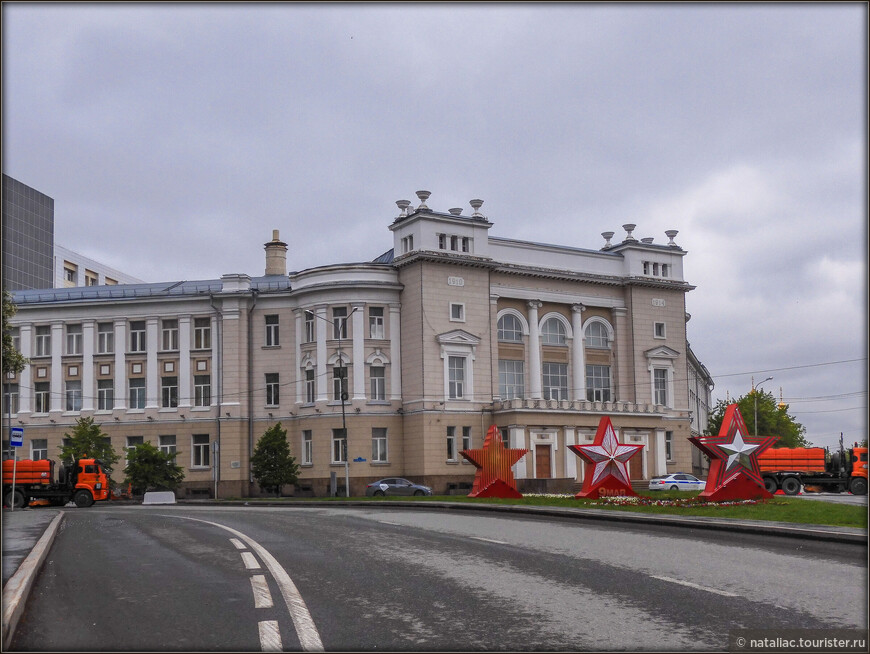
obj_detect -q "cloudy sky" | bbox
[3,3,866,449]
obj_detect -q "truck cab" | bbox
[71,458,110,505]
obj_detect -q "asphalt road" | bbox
[10,505,868,651]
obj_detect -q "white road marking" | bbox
[251,575,274,609]
[241,551,261,569]
[470,536,508,545]
[162,515,324,651]
[230,538,246,550]
[651,575,739,597]
[258,620,283,651]
[378,521,401,526]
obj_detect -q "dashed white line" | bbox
[241,551,261,570]
[250,575,274,609]
[230,538,246,550]
[258,620,283,651]
[378,521,401,526]
[470,536,508,545]
[651,575,739,597]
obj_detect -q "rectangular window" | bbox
[450,235,459,251]
[3,384,19,415]
[461,237,470,253]
[194,318,211,350]
[66,324,82,355]
[162,319,179,351]
[305,369,315,404]
[446,426,457,461]
[372,428,387,462]
[438,233,447,250]
[129,378,146,409]
[302,430,313,465]
[130,321,146,353]
[35,382,50,413]
[265,373,280,406]
[498,360,525,399]
[462,426,472,452]
[159,434,177,456]
[195,375,211,407]
[10,327,20,353]
[305,312,315,343]
[665,431,674,461]
[97,379,114,411]
[265,315,279,347]
[654,369,668,406]
[85,270,98,286]
[35,326,51,357]
[369,366,385,401]
[369,307,384,339]
[450,303,465,322]
[654,322,666,339]
[64,264,76,284]
[192,434,210,467]
[586,365,611,402]
[332,428,347,463]
[448,356,465,399]
[126,436,144,463]
[542,362,568,401]
[333,366,348,402]
[98,322,114,354]
[30,439,48,461]
[66,380,82,412]
[500,427,510,449]
[161,376,178,408]
[332,307,347,339]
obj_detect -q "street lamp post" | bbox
[753,376,773,437]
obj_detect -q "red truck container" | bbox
[758,442,867,496]
[3,458,110,508]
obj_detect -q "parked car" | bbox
[648,473,705,491]
[365,478,433,497]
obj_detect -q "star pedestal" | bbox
[460,425,528,498]
[569,416,643,499]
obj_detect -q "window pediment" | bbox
[436,329,481,346]
[645,345,680,360]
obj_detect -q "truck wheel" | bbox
[763,477,778,494]
[850,478,868,496]
[781,477,802,496]
[73,490,94,508]
[4,490,26,509]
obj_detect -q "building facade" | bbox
[2,174,55,291]
[54,244,145,288]
[4,192,708,497]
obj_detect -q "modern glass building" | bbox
[2,174,55,291]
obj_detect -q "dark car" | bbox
[365,478,432,497]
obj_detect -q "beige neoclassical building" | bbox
[4,191,713,497]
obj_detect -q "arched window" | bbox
[585,321,610,348]
[541,317,566,345]
[497,314,523,342]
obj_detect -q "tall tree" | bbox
[706,390,810,448]
[124,442,185,495]
[58,417,121,478]
[2,289,28,376]
[251,423,300,497]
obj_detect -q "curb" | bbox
[2,511,64,650]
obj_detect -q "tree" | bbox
[124,442,184,495]
[2,289,28,376]
[706,390,810,448]
[251,423,299,497]
[58,417,121,479]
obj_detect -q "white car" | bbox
[648,473,705,491]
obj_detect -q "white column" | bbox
[82,321,95,412]
[611,307,629,402]
[294,309,303,405]
[179,316,191,408]
[146,318,159,409]
[527,301,542,399]
[655,429,667,477]
[50,322,63,414]
[510,425,527,479]
[315,306,328,401]
[389,304,402,400]
[564,426,577,479]
[113,320,127,410]
[351,303,365,400]
[18,325,32,415]
[571,304,586,402]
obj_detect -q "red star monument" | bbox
[460,425,528,498]
[569,416,644,498]
[689,403,778,501]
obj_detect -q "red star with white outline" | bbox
[571,417,644,488]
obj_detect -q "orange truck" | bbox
[758,440,867,496]
[3,458,110,509]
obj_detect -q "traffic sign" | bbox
[10,426,23,448]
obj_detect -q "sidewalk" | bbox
[2,507,62,588]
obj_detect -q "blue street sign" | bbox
[353,457,366,463]
[10,426,23,447]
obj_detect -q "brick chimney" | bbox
[264,229,288,276]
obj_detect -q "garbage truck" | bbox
[3,458,110,508]
[758,438,867,496]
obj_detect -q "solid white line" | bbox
[230,538,246,550]
[163,515,324,651]
[651,575,739,597]
[241,551,261,569]
[258,620,283,652]
[470,536,508,544]
[250,575,274,609]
